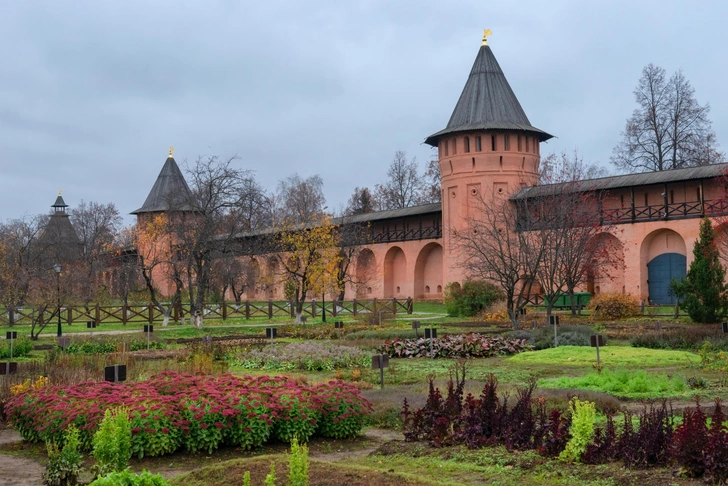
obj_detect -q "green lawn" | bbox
[507,345,698,368]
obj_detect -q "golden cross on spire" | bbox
[168,147,175,158]
[482,29,493,46]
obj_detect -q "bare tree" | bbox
[0,216,47,308]
[165,155,267,327]
[276,174,327,224]
[374,151,425,210]
[69,200,123,308]
[612,64,723,172]
[453,193,544,329]
[421,157,442,204]
[345,187,376,216]
[539,150,609,184]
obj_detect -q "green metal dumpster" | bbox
[544,293,591,309]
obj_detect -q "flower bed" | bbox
[381,333,530,359]
[237,342,370,371]
[5,372,372,457]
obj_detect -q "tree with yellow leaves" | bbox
[275,217,341,323]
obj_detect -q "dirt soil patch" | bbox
[170,455,428,486]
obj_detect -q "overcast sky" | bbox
[1,1,726,224]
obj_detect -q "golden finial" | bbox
[58,190,62,197]
[482,29,493,46]
[168,147,175,158]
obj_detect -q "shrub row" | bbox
[236,342,370,371]
[506,325,605,350]
[403,372,728,484]
[381,333,530,359]
[0,337,34,359]
[631,328,728,351]
[66,340,166,355]
[6,371,372,457]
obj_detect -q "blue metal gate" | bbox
[647,253,687,305]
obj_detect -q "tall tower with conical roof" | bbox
[425,31,553,285]
[131,149,193,296]
[131,148,192,223]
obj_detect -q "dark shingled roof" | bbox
[333,202,442,224]
[425,45,553,146]
[52,195,68,208]
[511,163,728,200]
[131,156,192,214]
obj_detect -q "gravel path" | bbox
[0,427,44,486]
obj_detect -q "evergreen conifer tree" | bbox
[671,217,728,323]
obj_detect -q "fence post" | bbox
[95,303,100,325]
[244,301,249,319]
[8,307,14,326]
[332,301,338,317]
[222,300,227,321]
[173,304,179,323]
[290,300,295,318]
[268,300,273,319]
[373,298,378,315]
[353,299,358,316]
[391,298,397,315]
[148,304,153,324]
[122,305,128,325]
[67,307,72,326]
[312,300,317,318]
[407,297,413,314]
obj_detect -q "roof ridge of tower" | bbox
[425,40,553,146]
[131,155,193,215]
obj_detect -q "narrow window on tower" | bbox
[518,135,522,152]
[452,138,457,154]
[491,135,496,151]
[504,134,510,151]
[443,141,448,156]
[475,136,481,152]
[464,137,470,153]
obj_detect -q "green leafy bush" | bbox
[90,470,170,486]
[587,293,641,319]
[0,336,34,359]
[92,408,132,476]
[288,437,309,486]
[264,462,276,486]
[43,425,83,486]
[66,340,165,355]
[444,280,504,317]
[559,398,596,463]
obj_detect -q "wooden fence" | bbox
[0,298,414,327]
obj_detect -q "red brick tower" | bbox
[425,30,554,286]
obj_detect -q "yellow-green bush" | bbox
[587,292,641,319]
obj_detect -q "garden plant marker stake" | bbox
[371,354,389,389]
[6,331,16,375]
[144,325,154,350]
[590,335,603,367]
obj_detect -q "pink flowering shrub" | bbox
[5,372,372,458]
